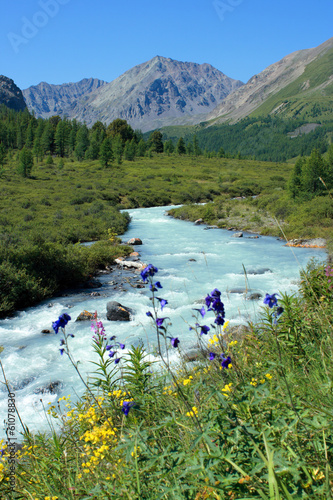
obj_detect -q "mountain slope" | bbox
[206,37,333,125]
[23,56,243,131]
[23,78,108,120]
[0,76,26,112]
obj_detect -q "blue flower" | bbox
[114,358,121,364]
[156,317,166,327]
[209,352,216,360]
[141,264,158,283]
[119,343,125,349]
[221,356,232,369]
[52,313,71,333]
[215,314,225,326]
[199,324,210,335]
[60,348,64,356]
[157,298,168,310]
[146,311,153,318]
[193,306,206,318]
[263,293,278,308]
[108,350,116,358]
[122,401,135,416]
[171,337,180,348]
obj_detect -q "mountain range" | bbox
[22,57,243,132]
[2,37,333,133]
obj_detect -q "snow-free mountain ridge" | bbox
[23,56,243,132]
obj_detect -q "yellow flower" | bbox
[222,383,232,398]
[186,406,198,417]
[265,373,273,380]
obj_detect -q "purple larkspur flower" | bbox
[157,298,168,310]
[263,293,278,308]
[199,325,210,335]
[146,311,153,318]
[141,264,158,283]
[60,348,64,356]
[119,343,125,349]
[215,315,225,326]
[193,306,206,318]
[52,313,71,333]
[114,358,121,364]
[122,401,135,416]
[209,352,216,360]
[171,337,180,348]
[108,350,116,358]
[221,356,232,369]
[156,317,166,327]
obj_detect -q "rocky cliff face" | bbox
[23,78,107,120]
[0,76,27,112]
[23,57,243,131]
[206,37,333,124]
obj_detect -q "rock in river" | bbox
[106,301,132,321]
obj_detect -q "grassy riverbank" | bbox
[0,261,332,499]
[1,151,332,317]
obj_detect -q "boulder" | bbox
[106,301,132,321]
[115,258,146,270]
[127,237,143,245]
[41,329,52,334]
[76,310,95,321]
[247,293,262,301]
[194,218,204,225]
[34,381,63,395]
[232,232,243,238]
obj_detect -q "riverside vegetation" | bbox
[0,261,332,499]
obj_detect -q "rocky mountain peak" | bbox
[0,76,27,112]
[23,57,244,131]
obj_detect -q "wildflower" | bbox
[119,343,125,349]
[149,281,163,291]
[156,317,167,327]
[146,311,153,318]
[214,314,225,326]
[157,298,168,310]
[209,352,216,360]
[108,351,116,358]
[52,313,71,333]
[221,355,232,369]
[122,401,135,416]
[263,293,278,308]
[186,406,198,417]
[110,335,117,341]
[171,337,180,348]
[192,306,206,318]
[114,358,121,364]
[265,373,273,379]
[141,264,158,283]
[59,348,64,355]
[199,324,210,335]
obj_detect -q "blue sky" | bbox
[1,0,332,90]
